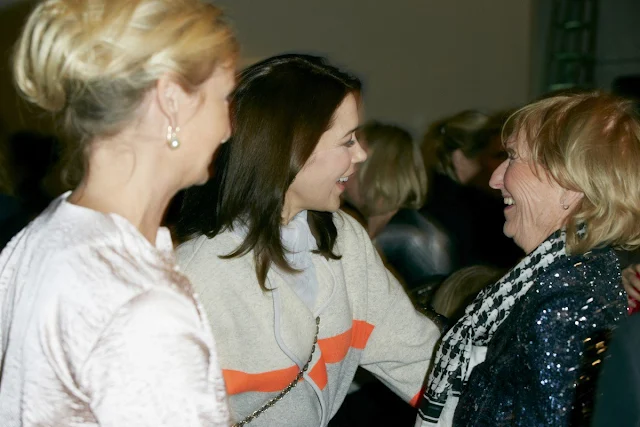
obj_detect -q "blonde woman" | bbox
[0,0,237,425]
[418,92,639,427]
[345,121,427,236]
[343,121,443,289]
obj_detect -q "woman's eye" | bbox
[345,139,356,147]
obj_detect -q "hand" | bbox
[622,264,640,310]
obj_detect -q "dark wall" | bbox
[0,1,55,137]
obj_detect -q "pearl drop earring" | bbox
[167,125,180,149]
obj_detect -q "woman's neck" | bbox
[281,200,303,225]
[69,145,177,245]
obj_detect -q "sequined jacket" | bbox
[453,247,626,427]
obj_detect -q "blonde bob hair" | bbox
[432,265,504,321]
[357,121,427,216]
[505,91,640,254]
[13,0,237,179]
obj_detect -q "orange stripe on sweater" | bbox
[317,329,351,363]
[308,353,328,389]
[223,320,375,395]
[317,320,375,363]
[223,365,300,395]
[409,389,423,407]
[351,320,375,349]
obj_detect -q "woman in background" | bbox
[343,121,445,290]
[420,110,523,272]
[430,265,503,325]
[0,1,236,425]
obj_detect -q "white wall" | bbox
[0,0,23,7]
[216,0,533,136]
[0,0,533,137]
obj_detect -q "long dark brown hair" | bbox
[177,54,361,289]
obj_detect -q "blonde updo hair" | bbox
[357,121,427,216]
[506,92,640,254]
[13,0,237,146]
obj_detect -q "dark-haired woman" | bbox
[176,54,440,427]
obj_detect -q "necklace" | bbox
[232,316,320,427]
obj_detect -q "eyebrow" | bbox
[342,127,359,139]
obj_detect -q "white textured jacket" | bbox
[0,193,229,426]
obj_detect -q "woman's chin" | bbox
[503,223,517,242]
[182,169,211,189]
[329,195,344,212]
[314,200,341,214]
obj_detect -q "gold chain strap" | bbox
[232,316,320,427]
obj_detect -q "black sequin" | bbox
[453,247,625,427]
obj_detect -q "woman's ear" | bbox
[560,189,584,211]
[155,75,181,127]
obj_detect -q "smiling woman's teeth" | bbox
[338,177,349,183]
[504,197,514,206]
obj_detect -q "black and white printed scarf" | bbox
[417,229,567,426]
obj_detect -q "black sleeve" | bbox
[592,314,640,427]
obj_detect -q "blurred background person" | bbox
[470,110,515,194]
[430,265,504,327]
[420,110,524,275]
[343,121,448,291]
[418,92,638,427]
[0,0,237,424]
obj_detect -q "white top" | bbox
[0,193,230,427]
[234,210,319,308]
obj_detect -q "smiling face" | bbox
[283,93,367,221]
[489,136,581,254]
[343,132,369,210]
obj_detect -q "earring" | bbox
[167,125,180,149]
[561,200,569,210]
